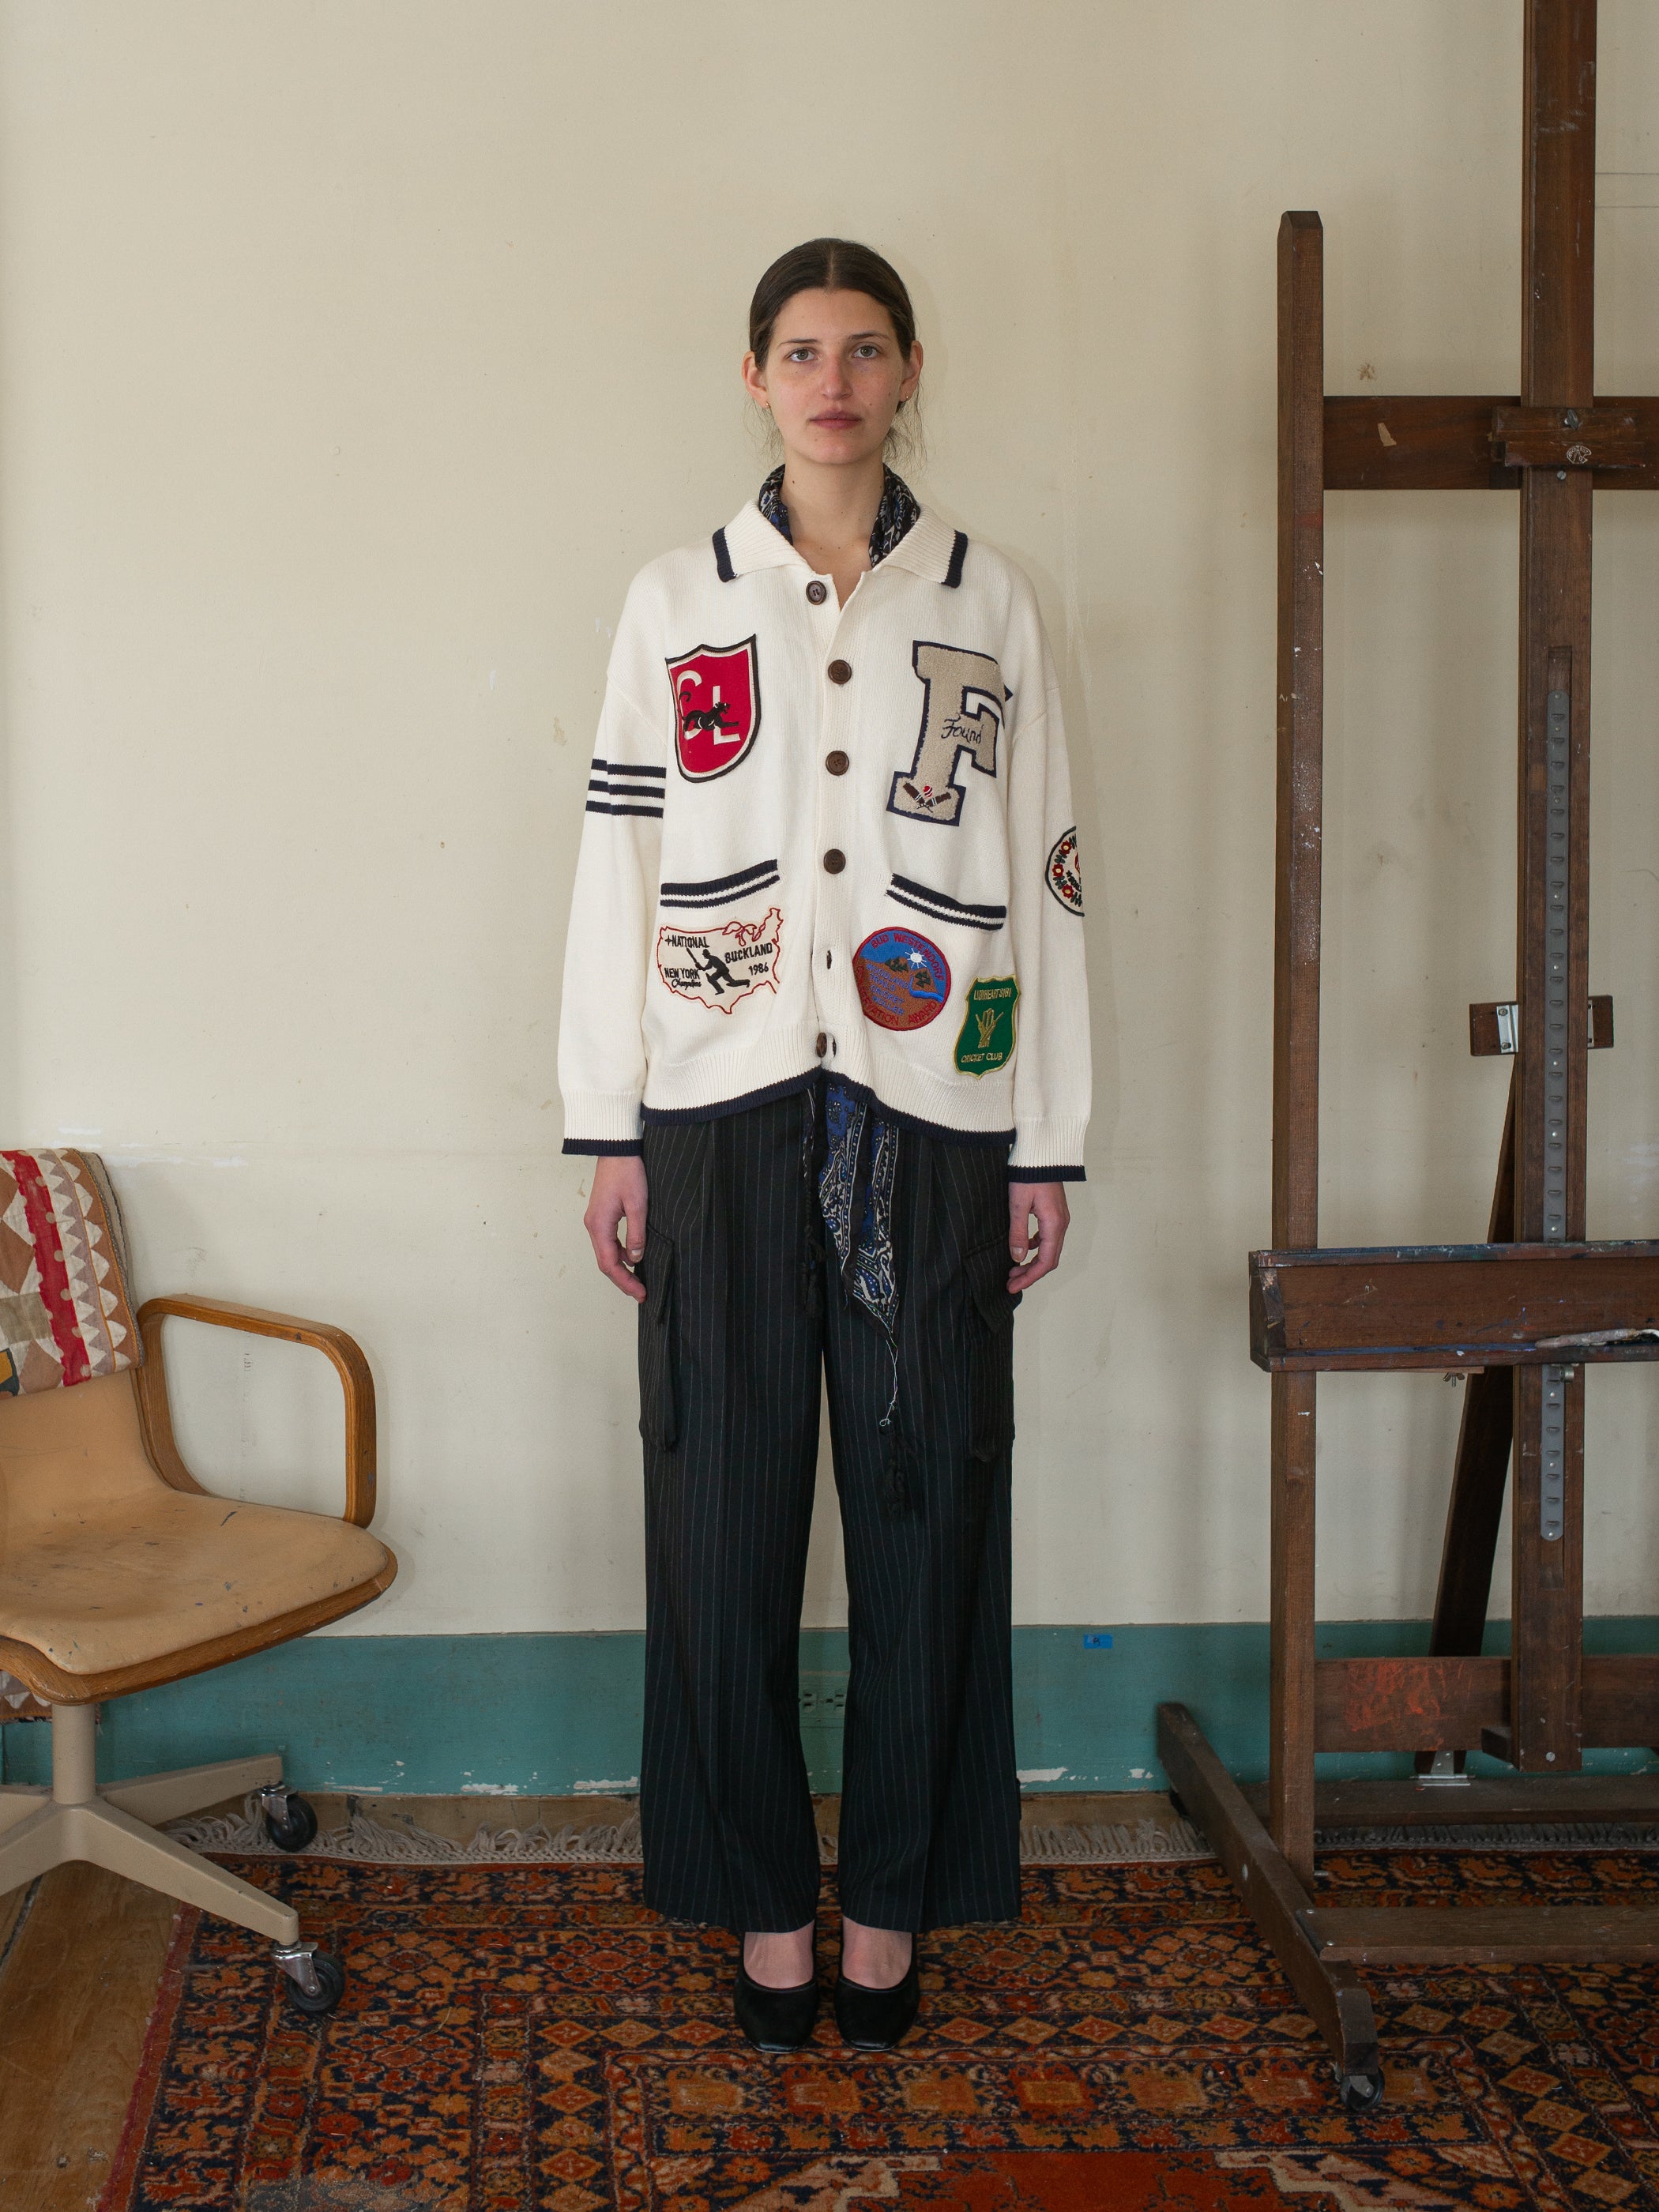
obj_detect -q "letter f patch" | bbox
[887,642,1009,828]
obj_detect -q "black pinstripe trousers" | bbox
[636,1078,1021,1937]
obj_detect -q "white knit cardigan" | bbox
[558,497,1091,1179]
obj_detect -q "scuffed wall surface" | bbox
[0,2,1655,1633]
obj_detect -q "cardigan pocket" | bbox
[636,1228,679,1451]
[965,1240,1020,1463]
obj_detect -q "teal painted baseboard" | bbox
[6,1620,1657,1796]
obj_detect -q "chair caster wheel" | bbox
[275,1947,345,2015]
[1339,2068,1384,2112]
[261,1789,318,1853]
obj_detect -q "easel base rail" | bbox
[1156,1702,1379,2084]
[1301,1904,1659,1965]
[1157,1702,1659,2094]
[1245,1770,1659,1827]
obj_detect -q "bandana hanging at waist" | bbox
[817,1078,899,1339]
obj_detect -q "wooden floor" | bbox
[0,1788,1180,2210]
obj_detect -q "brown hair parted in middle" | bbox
[747,238,917,369]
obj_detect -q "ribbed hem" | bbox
[641,1066,1014,1150]
[634,1023,1027,1146]
[827,1071,1013,1149]
[1007,1164,1085,1183]
[562,1138,645,1157]
[641,1069,820,1125]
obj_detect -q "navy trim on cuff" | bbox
[1007,1164,1086,1183]
[562,1138,644,1157]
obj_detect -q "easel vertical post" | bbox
[1510,0,1596,1772]
[1270,210,1324,1883]
[1423,1077,1515,1691]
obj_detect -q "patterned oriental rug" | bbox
[101,1849,1659,2212]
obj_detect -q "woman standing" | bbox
[559,238,1090,2052]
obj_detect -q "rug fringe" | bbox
[167,1796,648,1864]
[167,1796,1213,1868]
[1018,1816,1211,1862]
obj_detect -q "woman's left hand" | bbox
[1007,1182,1070,1293]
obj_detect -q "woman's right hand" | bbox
[584,1154,649,1302]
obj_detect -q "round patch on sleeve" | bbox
[1045,827,1084,916]
[852,925,952,1031]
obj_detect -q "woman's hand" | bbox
[585,1154,649,1302]
[1008,1181,1070,1294]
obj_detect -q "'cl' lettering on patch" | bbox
[656,908,783,1013]
[668,638,762,781]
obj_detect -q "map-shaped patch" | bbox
[656,908,783,1013]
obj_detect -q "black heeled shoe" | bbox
[834,1936,920,2050]
[734,1949,819,2052]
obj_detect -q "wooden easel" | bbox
[1159,0,1659,2109]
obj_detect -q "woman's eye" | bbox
[786,348,815,363]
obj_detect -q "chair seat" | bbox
[0,1489,392,1677]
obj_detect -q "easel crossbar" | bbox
[1325,393,1659,490]
[1251,1242,1659,1370]
[1314,1651,1659,1754]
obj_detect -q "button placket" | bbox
[811,589,864,1055]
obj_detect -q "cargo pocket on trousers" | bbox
[637,1228,679,1451]
[965,1239,1020,1463]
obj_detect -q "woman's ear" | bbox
[740,350,771,411]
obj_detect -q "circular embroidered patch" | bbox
[1045,826,1084,916]
[853,925,952,1031]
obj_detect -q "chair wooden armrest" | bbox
[134,1296,378,1527]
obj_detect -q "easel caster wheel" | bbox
[263,1791,319,1853]
[1339,2070,1384,2113]
[276,1948,345,2016]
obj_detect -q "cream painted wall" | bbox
[2,3,1656,1637]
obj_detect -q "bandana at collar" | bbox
[758,465,921,568]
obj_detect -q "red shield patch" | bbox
[668,638,761,781]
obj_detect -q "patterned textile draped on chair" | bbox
[0,1147,142,1717]
[0,1148,141,1395]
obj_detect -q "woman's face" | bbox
[743,288,922,473]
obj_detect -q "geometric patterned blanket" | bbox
[0,1147,140,1396]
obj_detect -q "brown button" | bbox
[825,750,849,776]
[806,580,828,604]
[823,848,846,874]
[826,658,852,684]
[815,1032,828,1056]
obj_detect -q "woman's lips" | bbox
[811,413,861,427]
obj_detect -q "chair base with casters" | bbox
[0,1704,342,2008]
[0,1278,397,2017]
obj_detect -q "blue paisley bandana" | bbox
[758,465,921,568]
[818,1078,899,1341]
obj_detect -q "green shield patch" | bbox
[954,975,1019,1076]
